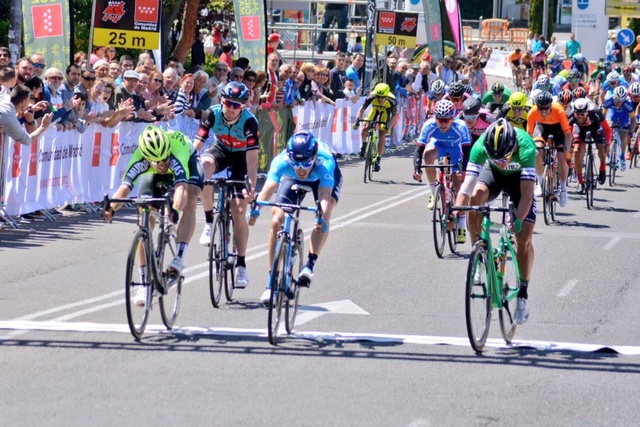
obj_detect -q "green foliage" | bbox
[72,0,92,56]
[0,20,8,48]
[458,0,492,20]
[528,0,556,39]
[203,53,220,75]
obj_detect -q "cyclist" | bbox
[570,97,611,191]
[622,65,638,85]
[532,46,548,79]
[562,69,588,93]
[521,52,534,90]
[532,74,560,97]
[452,119,536,325]
[571,53,589,81]
[572,86,588,101]
[249,131,342,305]
[443,81,469,112]
[558,89,574,116]
[527,91,573,205]
[425,79,447,117]
[104,126,205,305]
[413,99,471,243]
[354,82,398,172]
[628,82,640,159]
[194,81,259,289]
[460,97,495,169]
[599,72,628,105]
[602,85,637,172]
[547,53,565,78]
[481,82,511,115]
[509,47,524,88]
[498,91,531,131]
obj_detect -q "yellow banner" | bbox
[92,28,159,50]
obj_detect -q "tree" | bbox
[528,0,556,39]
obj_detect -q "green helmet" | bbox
[509,92,528,108]
[372,83,391,97]
[138,125,171,162]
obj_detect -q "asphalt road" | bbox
[2,142,640,425]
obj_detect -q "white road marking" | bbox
[1,320,640,356]
[603,237,621,250]
[557,279,579,297]
[294,300,370,326]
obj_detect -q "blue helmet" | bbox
[222,81,250,102]
[286,131,318,165]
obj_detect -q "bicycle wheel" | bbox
[586,152,595,210]
[208,214,225,308]
[465,242,493,353]
[609,139,618,187]
[498,239,519,344]
[224,217,236,302]
[432,186,446,258]
[549,165,558,222]
[159,224,182,329]
[363,136,372,183]
[125,230,152,340]
[447,222,458,254]
[541,165,552,225]
[268,237,287,345]
[285,229,304,334]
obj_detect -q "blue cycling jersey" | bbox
[531,82,560,96]
[196,104,260,152]
[427,90,447,101]
[602,95,635,126]
[266,140,336,188]
[417,117,471,147]
[601,79,629,93]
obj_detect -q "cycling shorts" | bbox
[202,143,248,198]
[365,108,391,129]
[532,123,567,152]
[572,127,606,145]
[138,153,204,196]
[477,165,537,224]
[427,140,463,173]
[274,165,343,205]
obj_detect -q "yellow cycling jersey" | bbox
[362,94,398,116]
[498,103,532,130]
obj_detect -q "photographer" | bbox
[0,85,53,145]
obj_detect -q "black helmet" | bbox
[558,89,574,105]
[492,82,505,94]
[462,97,481,115]
[448,81,465,98]
[286,131,319,165]
[535,91,553,108]
[484,118,517,160]
[221,81,250,102]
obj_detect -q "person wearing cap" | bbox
[317,3,349,53]
[267,33,280,54]
[115,69,154,121]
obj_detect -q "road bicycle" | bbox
[204,176,248,308]
[583,131,598,210]
[421,155,460,258]
[452,203,521,353]
[254,185,322,345]
[608,125,622,187]
[104,192,183,340]
[628,129,640,169]
[541,135,559,225]
[356,118,385,184]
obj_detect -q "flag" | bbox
[134,0,159,23]
[378,12,396,31]
[240,16,262,41]
[32,4,64,39]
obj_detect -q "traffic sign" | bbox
[617,28,635,47]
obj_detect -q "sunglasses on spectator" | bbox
[245,78,256,83]
[0,53,8,57]
[436,117,453,124]
[222,99,244,109]
[33,63,45,69]
[83,76,96,81]
[232,74,243,79]
[463,114,478,120]
[290,159,314,169]
[48,76,63,80]
[153,78,163,83]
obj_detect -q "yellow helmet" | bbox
[509,92,528,108]
[372,83,391,97]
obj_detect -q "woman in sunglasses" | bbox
[413,99,471,243]
[453,119,537,326]
[194,82,259,289]
[249,131,341,305]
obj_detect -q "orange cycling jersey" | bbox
[526,103,571,135]
[510,51,523,63]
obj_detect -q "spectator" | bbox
[191,32,206,67]
[352,36,364,53]
[102,79,117,110]
[94,60,109,79]
[394,59,411,97]
[325,35,336,52]
[219,44,234,69]
[279,64,295,107]
[565,32,581,59]
[174,73,197,118]
[253,70,268,107]
[634,35,640,60]
[29,53,45,77]
[116,55,134,86]
[261,53,283,110]
[143,70,171,118]
[235,57,250,71]
[342,78,358,101]
[0,47,11,68]
[105,47,117,62]
[108,60,121,80]
[61,64,81,96]
[135,57,152,75]
[267,33,280,55]
[15,57,33,86]
[199,62,228,109]
[436,56,456,85]
[0,85,53,145]
[314,66,335,102]
[317,3,348,53]
[212,24,223,55]
[243,70,258,112]
[0,67,16,94]
[73,52,87,66]
[526,32,535,52]
[114,70,154,121]
[75,66,96,113]
[229,67,244,83]
[606,33,623,64]
[546,36,561,57]
[24,76,43,103]
[69,91,89,133]
[191,70,208,117]
[90,46,106,65]
[345,53,365,92]
[43,67,77,126]
[162,66,180,102]
[382,55,399,90]
[329,52,348,99]
[298,62,316,101]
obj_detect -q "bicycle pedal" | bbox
[296,277,311,288]
[285,289,296,299]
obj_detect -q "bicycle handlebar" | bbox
[204,178,249,187]
[103,194,170,208]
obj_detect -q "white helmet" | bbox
[613,85,628,101]
[607,71,620,82]
[629,82,640,97]
[431,79,446,95]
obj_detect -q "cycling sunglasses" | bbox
[222,99,244,109]
[290,159,315,169]
[463,114,478,120]
[436,117,453,124]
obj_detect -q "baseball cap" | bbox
[421,52,432,62]
[123,70,140,80]
[268,33,280,43]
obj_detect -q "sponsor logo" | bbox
[400,18,417,33]
[577,0,589,10]
[92,132,102,167]
[379,12,396,31]
[102,1,126,24]
[32,4,64,39]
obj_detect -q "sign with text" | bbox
[232,0,267,73]
[375,11,419,48]
[91,0,162,50]
[606,0,640,16]
[22,0,72,69]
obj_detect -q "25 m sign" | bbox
[91,0,162,50]
[375,11,419,48]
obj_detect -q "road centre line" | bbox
[8,187,429,323]
[557,279,579,297]
[603,237,621,250]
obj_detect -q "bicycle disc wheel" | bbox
[586,154,595,210]
[432,187,446,258]
[208,214,225,308]
[224,217,236,302]
[285,229,304,334]
[541,166,552,225]
[499,240,519,344]
[125,230,152,340]
[268,238,287,345]
[159,224,182,329]
[465,242,492,353]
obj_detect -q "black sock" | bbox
[237,256,246,268]
[518,280,529,299]
[306,253,318,270]
[204,210,214,224]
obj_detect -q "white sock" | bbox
[429,181,438,194]
[537,174,543,184]
[459,215,467,229]
[560,180,567,191]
